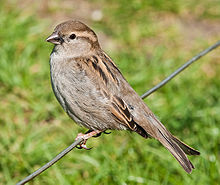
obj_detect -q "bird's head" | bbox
[46,20,100,57]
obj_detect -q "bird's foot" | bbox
[75,130,102,150]
[76,140,92,150]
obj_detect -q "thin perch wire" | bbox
[16,138,83,185]
[141,40,220,99]
[16,40,220,185]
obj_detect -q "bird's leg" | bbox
[75,130,102,150]
[85,129,102,137]
[92,130,111,137]
[85,129,111,138]
[87,129,111,137]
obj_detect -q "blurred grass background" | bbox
[0,0,219,184]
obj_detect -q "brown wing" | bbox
[110,95,149,138]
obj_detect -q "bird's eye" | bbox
[69,34,76,40]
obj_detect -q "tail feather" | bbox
[172,135,200,156]
[140,114,200,173]
[157,129,195,173]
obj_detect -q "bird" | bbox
[46,20,200,173]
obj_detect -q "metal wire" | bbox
[141,40,220,99]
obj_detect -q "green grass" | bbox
[0,0,219,184]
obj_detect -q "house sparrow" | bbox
[46,20,200,173]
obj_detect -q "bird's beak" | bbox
[46,32,63,45]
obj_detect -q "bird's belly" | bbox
[50,61,118,130]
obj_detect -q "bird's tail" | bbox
[144,114,200,173]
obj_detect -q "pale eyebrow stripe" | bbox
[74,31,97,43]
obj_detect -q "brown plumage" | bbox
[46,20,200,173]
